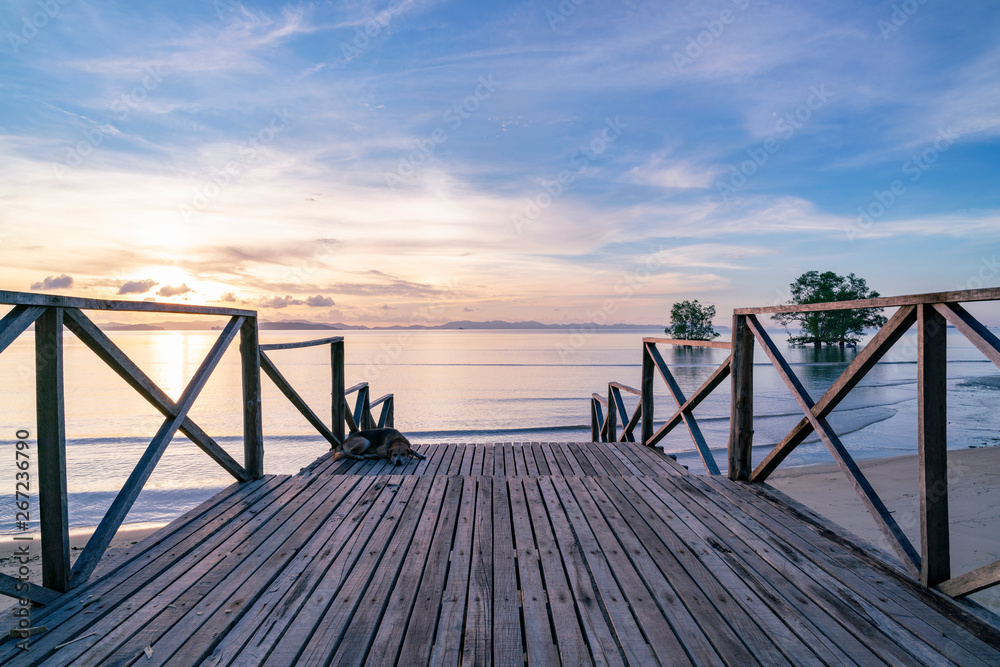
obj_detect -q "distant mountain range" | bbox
[98,319,676,331]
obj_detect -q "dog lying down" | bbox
[333,427,426,466]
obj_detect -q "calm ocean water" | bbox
[1,327,999,534]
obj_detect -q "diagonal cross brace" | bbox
[62,308,250,483]
[0,304,46,355]
[645,343,721,475]
[70,316,246,587]
[746,315,921,574]
[260,350,341,448]
[752,305,917,482]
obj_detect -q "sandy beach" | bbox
[768,445,1000,615]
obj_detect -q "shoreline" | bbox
[768,444,1000,614]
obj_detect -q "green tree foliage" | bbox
[664,300,719,341]
[774,271,887,348]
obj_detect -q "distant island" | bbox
[92,318,668,332]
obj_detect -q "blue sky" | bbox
[2,0,999,325]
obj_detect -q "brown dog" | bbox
[333,428,426,466]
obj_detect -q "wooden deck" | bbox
[3,442,1000,666]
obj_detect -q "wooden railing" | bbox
[0,291,261,604]
[591,337,731,476]
[0,291,396,605]
[259,336,394,441]
[593,287,1000,599]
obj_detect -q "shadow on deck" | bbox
[3,442,1000,666]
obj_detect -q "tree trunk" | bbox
[813,340,822,349]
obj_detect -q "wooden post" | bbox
[591,399,600,442]
[35,307,71,592]
[331,339,345,442]
[641,343,654,445]
[240,317,264,480]
[728,314,754,481]
[606,384,618,442]
[918,303,949,586]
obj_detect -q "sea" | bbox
[1,327,999,536]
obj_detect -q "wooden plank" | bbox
[328,477,445,667]
[447,444,465,476]
[585,442,628,477]
[605,385,617,442]
[331,339,346,441]
[568,443,598,476]
[535,477,626,667]
[492,478,522,666]
[0,476,292,662]
[728,314,753,481]
[429,477,478,667]
[552,476,665,665]
[540,443,563,477]
[530,444,550,476]
[202,476,387,665]
[918,303,950,587]
[462,476,493,666]
[0,289,256,316]
[709,477,1000,666]
[471,443,486,476]
[260,351,340,448]
[747,315,922,575]
[521,443,539,476]
[266,476,419,665]
[610,386,636,442]
[734,286,1000,314]
[64,470,357,665]
[936,301,1000,368]
[573,476,732,665]
[642,337,732,349]
[508,478,560,666]
[504,441,516,475]
[521,479,592,667]
[614,476,834,665]
[391,477,464,666]
[591,397,605,442]
[633,475,878,665]
[258,335,344,351]
[752,305,918,482]
[0,304,45,355]
[70,316,246,587]
[34,307,71,594]
[145,477,366,666]
[939,559,1000,598]
[62,309,250,482]
[0,572,60,605]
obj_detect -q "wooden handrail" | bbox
[0,289,255,316]
[259,336,343,351]
[592,286,1000,599]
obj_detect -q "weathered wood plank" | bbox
[939,559,1000,598]
[391,477,464,666]
[331,339,346,442]
[266,476,419,665]
[491,477,522,666]
[34,307,70,593]
[462,476,493,666]
[0,289,255,316]
[640,343,655,445]
[0,304,45,355]
[535,477,625,667]
[531,443,550,476]
[935,301,1000,368]
[0,572,60,605]
[551,476,661,665]
[258,335,344,351]
[918,303,950,587]
[728,314,754,481]
[429,477,478,667]
[327,477,443,667]
[734,286,1000,314]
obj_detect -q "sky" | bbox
[1,0,999,326]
